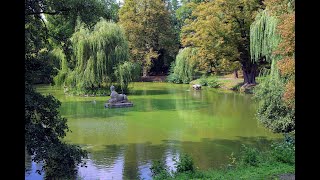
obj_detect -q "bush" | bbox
[271,135,295,165]
[174,153,195,173]
[150,160,170,179]
[167,73,181,84]
[207,76,220,88]
[239,145,259,166]
[253,64,295,133]
[198,75,208,86]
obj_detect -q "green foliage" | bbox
[180,0,260,81]
[114,61,141,93]
[118,0,179,75]
[42,143,87,179]
[239,145,260,166]
[44,0,118,69]
[168,47,197,84]
[253,60,295,133]
[150,160,170,178]
[55,19,132,93]
[25,83,87,178]
[271,136,295,165]
[53,70,68,87]
[174,153,195,173]
[171,162,294,179]
[25,0,91,177]
[150,140,295,179]
[52,47,69,86]
[166,61,181,83]
[250,10,281,62]
[251,2,295,133]
[102,0,121,22]
[190,75,220,88]
[175,1,199,30]
[207,76,220,88]
[25,55,57,84]
[198,75,208,86]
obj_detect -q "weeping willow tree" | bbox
[250,10,280,63]
[114,61,141,94]
[54,18,139,94]
[52,47,69,87]
[251,10,294,133]
[167,47,197,84]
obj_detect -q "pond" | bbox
[25,82,280,179]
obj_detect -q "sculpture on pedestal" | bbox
[105,85,133,108]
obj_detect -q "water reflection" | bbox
[27,83,280,179]
[69,136,278,179]
[25,151,43,180]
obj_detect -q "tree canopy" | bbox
[54,19,139,94]
[167,47,198,84]
[118,0,179,76]
[252,0,295,133]
[179,0,261,82]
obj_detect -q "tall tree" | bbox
[45,0,119,70]
[54,19,139,93]
[181,0,261,80]
[118,0,179,76]
[165,0,182,44]
[266,0,295,109]
[181,1,239,74]
[25,84,87,178]
[175,0,202,39]
[168,47,198,84]
[252,0,295,133]
[25,0,87,177]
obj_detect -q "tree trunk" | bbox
[242,63,257,85]
[234,70,238,79]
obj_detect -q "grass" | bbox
[190,73,244,91]
[217,78,244,90]
[189,72,266,92]
[152,138,295,180]
[166,162,294,180]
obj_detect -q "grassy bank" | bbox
[151,137,295,180]
[189,72,265,93]
[157,162,294,180]
[189,74,244,91]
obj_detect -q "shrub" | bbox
[174,153,195,173]
[167,73,181,84]
[207,76,220,88]
[150,160,170,179]
[166,62,181,83]
[253,62,295,133]
[198,75,208,86]
[271,135,295,164]
[240,145,259,166]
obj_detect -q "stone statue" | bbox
[108,85,128,103]
[105,85,133,108]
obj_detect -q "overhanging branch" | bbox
[26,9,69,16]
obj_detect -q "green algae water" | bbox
[25,82,280,179]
